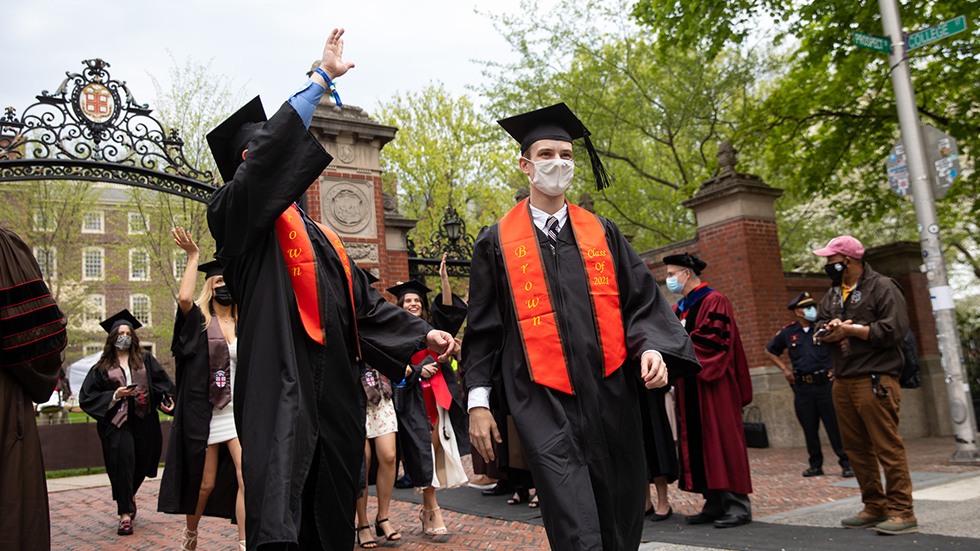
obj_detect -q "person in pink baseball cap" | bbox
[812,234,917,535]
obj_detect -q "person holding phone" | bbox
[80,309,175,537]
[158,228,246,551]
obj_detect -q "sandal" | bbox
[506,488,529,505]
[117,518,133,536]
[356,525,377,549]
[375,517,402,541]
[239,540,247,551]
[181,528,198,550]
[528,492,540,509]
[419,506,449,540]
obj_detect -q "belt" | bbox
[795,370,830,385]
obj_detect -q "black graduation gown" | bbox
[79,352,175,514]
[158,305,239,520]
[462,215,701,551]
[397,295,470,487]
[207,102,432,551]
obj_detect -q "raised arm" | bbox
[172,227,200,315]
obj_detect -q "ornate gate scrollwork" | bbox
[407,205,474,278]
[0,58,216,202]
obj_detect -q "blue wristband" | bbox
[314,67,343,107]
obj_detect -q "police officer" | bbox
[765,292,853,478]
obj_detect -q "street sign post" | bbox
[854,31,891,53]
[907,15,967,50]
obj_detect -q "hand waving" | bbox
[319,28,356,80]
[171,227,199,256]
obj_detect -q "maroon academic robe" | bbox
[674,287,753,495]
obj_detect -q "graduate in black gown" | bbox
[463,103,701,550]
[387,269,469,540]
[205,28,457,551]
[158,229,244,551]
[79,309,175,536]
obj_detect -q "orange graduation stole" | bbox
[497,199,627,394]
[275,203,358,348]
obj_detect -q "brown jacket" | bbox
[816,263,909,379]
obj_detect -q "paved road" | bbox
[48,437,979,550]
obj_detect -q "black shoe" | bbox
[394,475,413,489]
[802,467,824,477]
[841,466,855,478]
[648,506,673,522]
[685,512,721,525]
[482,481,514,496]
[714,514,751,529]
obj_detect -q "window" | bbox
[33,247,57,279]
[141,342,156,356]
[82,294,106,328]
[173,251,188,279]
[32,211,56,232]
[128,212,149,235]
[129,249,150,281]
[82,211,104,233]
[83,343,104,356]
[82,248,104,280]
[130,294,151,327]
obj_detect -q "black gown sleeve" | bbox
[460,226,505,392]
[430,293,468,337]
[145,352,176,409]
[351,265,433,383]
[605,218,701,380]
[79,366,118,423]
[207,103,333,261]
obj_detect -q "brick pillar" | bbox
[307,103,416,291]
[681,142,785,370]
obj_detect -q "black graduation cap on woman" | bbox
[497,102,612,192]
[100,309,143,334]
[198,259,224,280]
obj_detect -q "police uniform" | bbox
[766,293,851,477]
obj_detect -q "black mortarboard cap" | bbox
[385,280,431,300]
[100,309,143,334]
[497,102,612,191]
[206,96,267,183]
[198,260,223,280]
[662,252,707,275]
[787,292,816,310]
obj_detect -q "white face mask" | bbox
[523,157,574,197]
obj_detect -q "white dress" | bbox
[207,338,238,445]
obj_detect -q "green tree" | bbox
[375,84,515,253]
[631,0,979,275]
[479,0,770,250]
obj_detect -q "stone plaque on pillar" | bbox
[320,180,376,238]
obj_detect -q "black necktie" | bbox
[546,216,559,255]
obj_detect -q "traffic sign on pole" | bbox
[907,15,967,50]
[853,31,891,53]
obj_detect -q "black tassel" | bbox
[582,131,612,191]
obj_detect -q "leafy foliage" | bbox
[631,0,979,278]
[477,0,770,250]
[374,83,516,247]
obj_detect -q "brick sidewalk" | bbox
[49,437,977,550]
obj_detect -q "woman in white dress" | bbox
[157,228,245,551]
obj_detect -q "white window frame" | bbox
[81,247,105,281]
[128,212,149,235]
[130,293,152,327]
[173,251,188,279]
[81,211,105,234]
[33,246,57,280]
[129,249,151,281]
[32,211,56,232]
